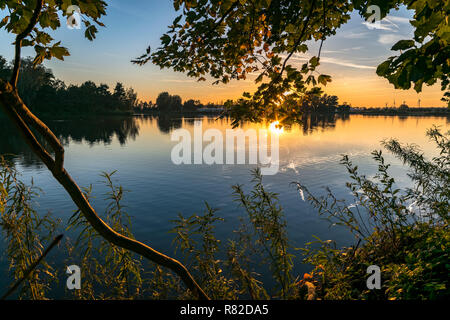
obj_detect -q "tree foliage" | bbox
[134,0,450,125]
[0,0,106,66]
[156,91,183,112]
[0,56,138,116]
[374,0,449,98]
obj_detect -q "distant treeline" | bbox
[350,105,449,116]
[140,92,349,115]
[0,55,138,117]
[135,91,224,114]
[298,93,351,114]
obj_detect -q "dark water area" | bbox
[0,113,448,297]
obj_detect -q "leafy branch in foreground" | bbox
[137,0,449,125]
[171,170,295,299]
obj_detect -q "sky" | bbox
[0,0,445,107]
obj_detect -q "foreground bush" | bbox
[297,127,449,300]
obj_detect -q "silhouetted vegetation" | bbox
[301,94,340,114]
[0,56,138,117]
[134,91,224,115]
[350,106,449,116]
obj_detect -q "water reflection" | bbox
[0,116,140,166]
[0,112,448,285]
[1,113,448,169]
[136,113,350,136]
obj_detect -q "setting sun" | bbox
[269,121,284,134]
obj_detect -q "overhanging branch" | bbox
[10,0,44,89]
[278,0,317,77]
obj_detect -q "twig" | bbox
[278,0,317,78]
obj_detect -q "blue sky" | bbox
[0,1,444,107]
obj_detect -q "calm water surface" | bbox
[0,114,448,291]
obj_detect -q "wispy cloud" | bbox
[378,34,406,45]
[321,57,376,70]
[385,15,411,24]
[363,15,411,31]
[362,21,396,31]
[322,50,343,54]
[290,54,376,70]
[161,79,197,83]
[340,31,369,39]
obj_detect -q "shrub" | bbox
[295,128,449,300]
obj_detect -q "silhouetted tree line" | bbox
[135,91,223,113]
[0,56,138,117]
[350,105,449,116]
[300,93,352,114]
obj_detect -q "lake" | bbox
[0,114,448,292]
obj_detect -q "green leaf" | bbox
[85,25,98,41]
[50,45,70,60]
[317,74,331,86]
[391,40,415,51]
[161,34,171,45]
[309,56,320,68]
[0,15,9,28]
[376,60,392,76]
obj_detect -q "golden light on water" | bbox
[269,121,284,134]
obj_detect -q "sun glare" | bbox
[269,121,284,134]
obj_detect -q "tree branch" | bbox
[1,2,209,296]
[278,0,317,77]
[11,93,65,172]
[10,0,44,89]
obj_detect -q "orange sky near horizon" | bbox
[126,69,444,108]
